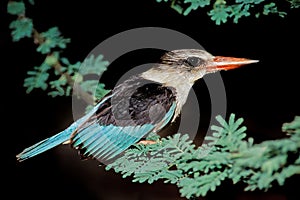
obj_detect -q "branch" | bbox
[32,28,95,104]
[107,114,300,199]
[156,0,294,25]
[8,1,109,105]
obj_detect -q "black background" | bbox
[5,0,299,199]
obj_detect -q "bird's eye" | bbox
[186,57,203,67]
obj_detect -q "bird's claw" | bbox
[137,140,157,145]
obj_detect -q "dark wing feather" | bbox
[71,76,177,162]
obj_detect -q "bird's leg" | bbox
[137,140,157,145]
[62,140,71,145]
[137,132,160,145]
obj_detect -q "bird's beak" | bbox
[207,56,259,72]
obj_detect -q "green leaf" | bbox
[282,116,300,134]
[229,4,251,24]
[48,76,68,97]
[94,84,110,99]
[80,54,109,76]
[235,0,264,4]
[28,0,35,5]
[60,57,70,65]
[156,0,290,25]
[183,0,210,15]
[288,0,300,8]
[263,3,287,17]
[9,18,33,41]
[208,4,231,25]
[171,2,183,14]
[106,113,300,198]
[37,27,70,54]
[24,63,51,93]
[65,85,72,96]
[178,171,228,198]
[45,55,59,66]
[215,114,228,129]
[79,80,110,99]
[67,62,81,75]
[7,1,25,15]
[261,155,287,175]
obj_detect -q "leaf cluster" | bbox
[156,0,294,25]
[107,114,300,199]
[8,1,33,41]
[287,0,300,8]
[7,1,109,102]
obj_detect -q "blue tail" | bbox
[16,94,112,162]
[16,122,78,162]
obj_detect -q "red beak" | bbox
[207,56,259,72]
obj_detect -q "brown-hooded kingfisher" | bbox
[16,49,258,163]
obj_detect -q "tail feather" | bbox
[16,94,112,162]
[16,123,77,162]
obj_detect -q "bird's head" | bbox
[141,49,258,85]
[140,49,258,118]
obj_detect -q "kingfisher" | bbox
[16,49,258,163]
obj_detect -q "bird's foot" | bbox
[137,140,157,145]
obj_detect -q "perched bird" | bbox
[16,49,258,163]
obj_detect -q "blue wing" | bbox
[16,78,177,163]
[71,102,176,161]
